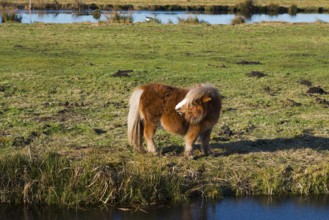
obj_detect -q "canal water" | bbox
[1,196,329,220]
[2,10,329,24]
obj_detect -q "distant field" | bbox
[0,22,329,207]
[4,0,329,8]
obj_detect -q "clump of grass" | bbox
[105,11,133,24]
[0,6,22,23]
[289,4,298,15]
[177,16,204,24]
[92,9,101,20]
[266,3,280,15]
[238,0,254,17]
[231,15,246,25]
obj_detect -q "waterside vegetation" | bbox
[0,22,328,208]
[1,0,329,13]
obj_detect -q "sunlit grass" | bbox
[0,22,328,207]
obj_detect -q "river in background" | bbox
[2,10,329,24]
[1,196,329,220]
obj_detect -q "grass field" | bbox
[0,22,329,207]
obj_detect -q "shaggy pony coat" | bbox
[128,83,221,156]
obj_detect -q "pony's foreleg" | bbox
[199,129,212,155]
[184,126,200,157]
[143,121,157,154]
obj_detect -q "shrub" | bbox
[231,15,246,25]
[289,4,298,15]
[267,3,280,15]
[238,0,254,17]
[1,6,22,23]
[92,9,101,20]
[177,16,204,24]
[105,11,133,24]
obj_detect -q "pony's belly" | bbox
[160,117,186,136]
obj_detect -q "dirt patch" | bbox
[245,124,256,133]
[12,131,40,147]
[315,97,329,107]
[246,71,266,78]
[219,125,234,136]
[299,79,312,87]
[263,86,276,96]
[237,60,261,65]
[44,101,86,108]
[94,128,107,135]
[222,107,236,113]
[0,130,10,137]
[104,100,127,108]
[307,87,327,95]
[208,63,227,68]
[112,70,133,77]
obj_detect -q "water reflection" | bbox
[2,10,329,24]
[1,196,329,220]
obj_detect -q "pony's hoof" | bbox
[184,152,194,160]
[204,149,213,156]
[147,150,158,156]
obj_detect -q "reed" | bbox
[177,16,204,24]
[0,6,22,23]
[105,11,133,24]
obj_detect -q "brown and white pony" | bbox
[127,83,222,157]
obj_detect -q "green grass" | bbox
[3,0,329,11]
[0,22,329,208]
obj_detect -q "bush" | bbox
[267,3,280,15]
[231,15,246,25]
[1,6,22,23]
[92,9,101,20]
[105,11,133,24]
[238,0,254,17]
[289,4,298,15]
[177,16,204,24]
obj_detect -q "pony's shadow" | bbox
[160,134,329,158]
[211,134,329,157]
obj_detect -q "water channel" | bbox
[2,10,329,24]
[1,196,329,220]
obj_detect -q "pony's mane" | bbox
[185,83,219,104]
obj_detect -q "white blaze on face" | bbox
[175,98,188,111]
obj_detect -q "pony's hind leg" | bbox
[136,121,145,153]
[143,120,157,154]
[199,129,212,155]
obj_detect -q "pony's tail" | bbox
[127,88,144,151]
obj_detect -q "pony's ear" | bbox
[202,96,212,103]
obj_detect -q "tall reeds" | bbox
[0,6,22,23]
[105,11,133,24]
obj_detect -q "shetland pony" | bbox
[127,83,222,157]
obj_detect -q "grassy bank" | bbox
[0,22,329,208]
[2,0,329,12]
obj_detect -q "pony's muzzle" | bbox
[175,98,187,116]
[175,107,184,116]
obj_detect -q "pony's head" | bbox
[175,84,218,124]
